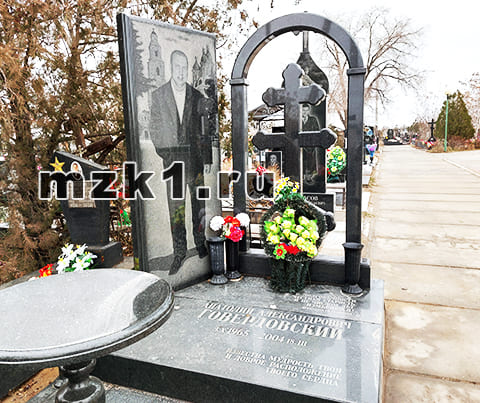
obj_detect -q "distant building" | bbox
[193,47,215,94]
[148,30,165,87]
[192,56,201,88]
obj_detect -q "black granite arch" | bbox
[230,13,367,293]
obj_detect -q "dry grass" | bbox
[2,368,58,402]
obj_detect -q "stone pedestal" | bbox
[87,242,123,268]
[94,277,384,402]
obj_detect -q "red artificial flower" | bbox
[224,216,234,223]
[256,166,267,175]
[284,244,300,255]
[39,263,54,277]
[227,226,244,242]
[231,218,240,227]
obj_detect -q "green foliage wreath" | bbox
[260,195,327,263]
[260,178,328,293]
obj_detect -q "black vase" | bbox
[238,226,249,252]
[207,237,228,285]
[225,238,242,281]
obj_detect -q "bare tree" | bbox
[0,0,258,281]
[320,7,423,129]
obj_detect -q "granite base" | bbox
[94,277,383,403]
[87,242,123,268]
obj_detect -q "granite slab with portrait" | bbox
[117,14,221,289]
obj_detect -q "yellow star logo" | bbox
[50,157,65,172]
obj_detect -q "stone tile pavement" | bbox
[366,146,480,402]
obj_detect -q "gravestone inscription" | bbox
[94,277,384,402]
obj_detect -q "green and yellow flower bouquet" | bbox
[261,177,328,293]
[327,146,346,182]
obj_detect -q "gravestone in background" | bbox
[117,15,221,289]
[298,32,336,212]
[50,151,123,267]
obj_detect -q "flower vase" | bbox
[225,239,242,281]
[207,237,228,285]
[269,259,310,294]
[239,225,248,252]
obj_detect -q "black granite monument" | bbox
[234,14,368,295]
[116,15,221,290]
[94,13,384,403]
[48,151,123,267]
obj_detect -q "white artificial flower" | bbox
[85,252,97,260]
[72,258,86,272]
[209,216,224,232]
[56,258,69,274]
[235,213,250,227]
[74,244,87,256]
[73,252,97,271]
[60,243,74,258]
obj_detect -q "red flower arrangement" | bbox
[273,243,300,260]
[210,214,249,242]
[38,263,54,277]
[256,165,267,175]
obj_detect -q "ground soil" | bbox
[1,368,58,403]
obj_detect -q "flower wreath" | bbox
[260,178,327,264]
[327,146,346,180]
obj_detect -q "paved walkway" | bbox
[366,146,480,402]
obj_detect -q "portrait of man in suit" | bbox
[149,49,210,274]
[265,151,282,174]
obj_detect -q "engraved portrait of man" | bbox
[149,49,210,274]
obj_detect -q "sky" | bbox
[223,0,480,129]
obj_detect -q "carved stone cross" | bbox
[252,63,336,183]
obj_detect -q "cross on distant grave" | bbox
[428,119,436,142]
[252,63,337,186]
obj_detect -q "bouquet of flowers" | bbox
[265,211,321,260]
[327,146,346,181]
[209,213,250,242]
[31,244,97,280]
[261,177,327,293]
[56,243,97,273]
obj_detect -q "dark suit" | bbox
[301,115,325,192]
[150,81,208,273]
